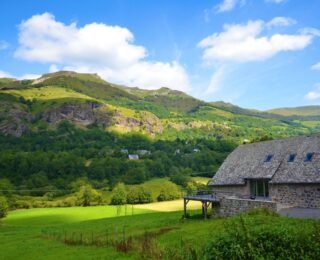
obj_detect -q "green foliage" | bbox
[0,178,14,196]
[77,185,102,207]
[0,196,8,218]
[110,183,127,205]
[127,187,152,204]
[203,216,320,259]
[169,167,192,187]
[156,182,181,201]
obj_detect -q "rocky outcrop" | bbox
[0,108,30,137]
[113,111,163,135]
[0,99,163,137]
[0,120,28,137]
[41,102,111,126]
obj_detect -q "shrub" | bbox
[0,196,9,218]
[137,187,152,204]
[127,187,140,204]
[203,217,320,259]
[110,183,127,205]
[127,187,152,204]
[12,200,31,209]
[76,185,102,206]
[157,185,180,202]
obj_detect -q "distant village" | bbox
[121,147,201,160]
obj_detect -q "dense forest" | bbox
[0,121,235,198]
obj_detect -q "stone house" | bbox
[209,135,320,208]
[136,149,151,156]
[128,154,139,160]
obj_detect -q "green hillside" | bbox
[1,71,319,141]
[268,106,320,116]
[1,71,320,204]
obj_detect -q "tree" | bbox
[77,184,101,206]
[137,187,152,204]
[0,178,14,196]
[110,183,127,205]
[127,187,140,204]
[0,196,8,218]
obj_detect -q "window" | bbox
[250,180,269,198]
[265,154,273,162]
[305,153,314,162]
[288,154,296,162]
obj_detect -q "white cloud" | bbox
[15,13,190,91]
[301,27,320,37]
[0,70,40,80]
[266,17,296,28]
[198,19,313,63]
[305,84,320,100]
[311,62,320,70]
[266,0,286,3]
[0,70,13,78]
[206,66,227,94]
[0,41,9,50]
[216,0,238,13]
[49,64,59,73]
[18,74,41,80]
[215,0,246,13]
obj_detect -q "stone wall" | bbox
[270,184,320,208]
[214,197,277,217]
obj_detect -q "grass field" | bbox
[2,86,94,101]
[1,203,319,259]
[134,199,201,212]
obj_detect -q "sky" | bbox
[1,0,320,110]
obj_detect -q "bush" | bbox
[0,196,9,218]
[76,185,102,206]
[127,187,152,204]
[203,217,320,259]
[157,184,180,202]
[137,187,152,204]
[12,200,31,209]
[110,183,127,205]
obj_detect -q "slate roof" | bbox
[209,135,320,186]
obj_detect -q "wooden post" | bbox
[202,201,208,219]
[183,198,187,219]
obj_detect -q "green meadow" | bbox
[1,204,319,259]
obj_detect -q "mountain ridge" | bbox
[0,71,319,140]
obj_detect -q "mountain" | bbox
[268,106,320,117]
[0,71,320,141]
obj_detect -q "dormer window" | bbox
[304,153,314,162]
[288,154,296,162]
[265,154,273,162]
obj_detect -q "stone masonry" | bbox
[270,184,320,208]
[214,197,277,217]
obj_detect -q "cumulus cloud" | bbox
[311,62,320,71]
[15,13,190,91]
[18,74,41,80]
[215,0,246,13]
[305,84,320,100]
[266,17,296,28]
[206,66,228,94]
[0,70,13,78]
[198,19,313,63]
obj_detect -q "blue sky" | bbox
[1,0,320,110]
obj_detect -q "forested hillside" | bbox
[1,71,320,203]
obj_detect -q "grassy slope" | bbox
[0,71,319,140]
[268,106,320,116]
[2,86,95,101]
[1,205,318,259]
